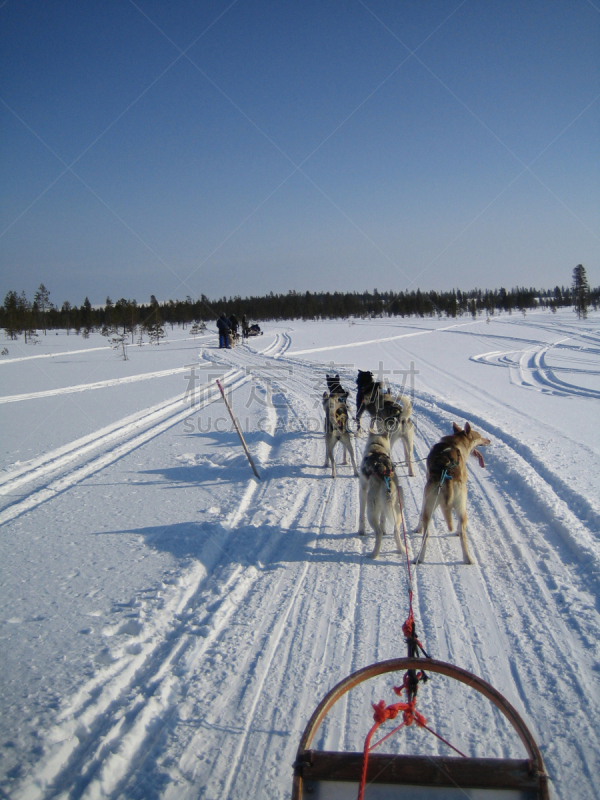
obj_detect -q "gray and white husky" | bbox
[358,418,407,559]
[381,392,416,478]
[356,377,415,478]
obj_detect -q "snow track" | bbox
[0,335,290,526]
[4,319,600,800]
[0,366,200,405]
[0,371,245,526]
[472,334,600,400]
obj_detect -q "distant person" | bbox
[242,314,249,338]
[217,313,231,349]
[229,313,239,341]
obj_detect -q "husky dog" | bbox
[323,374,358,479]
[356,371,415,477]
[414,422,491,565]
[380,392,415,478]
[358,418,407,559]
[356,370,384,428]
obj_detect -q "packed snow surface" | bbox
[1,311,599,799]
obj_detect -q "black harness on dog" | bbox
[362,450,395,492]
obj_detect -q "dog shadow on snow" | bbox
[96,517,461,567]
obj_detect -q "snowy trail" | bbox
[0,366,201,405]
[472,340,600,399]
[0,334,218,367]
[0,336,289,525]
[4,317,600,800]
[288,318,485,356]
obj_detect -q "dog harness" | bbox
[362,451,395,493]
[436,447,459,486]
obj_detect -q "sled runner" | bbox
[292,657,549,799]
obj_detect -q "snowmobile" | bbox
[245,323,263,337]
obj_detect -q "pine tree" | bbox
[34,284,51,335]
[3,291,20,339]
[62,301,72,334]
[572,264,590,319]
[81,297,93,337]
[18,292,38,343]
[110,332,128,360]
[190,321,206,337]
[145,298,166,345]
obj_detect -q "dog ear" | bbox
[464,422,471,434]
[452,422,462,434]
[323,391,328,400]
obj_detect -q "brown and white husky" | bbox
[414,422,490,565]
[322,375,359,479]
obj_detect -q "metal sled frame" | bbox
[292,658,549,799]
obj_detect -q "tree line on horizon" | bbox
[1,266,596,342]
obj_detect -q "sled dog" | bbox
[358,419,407,559]
[323,375,358,479]
[414,422,490,565]
[380,392,415,478]
[356,371,415,476]
[356,370,385,428]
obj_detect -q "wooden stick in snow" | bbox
[216,379,260,480]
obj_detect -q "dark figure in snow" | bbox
[355,370,385,430]
[217,313,231,349]
[228,313,240,347]
[241,314,249,338]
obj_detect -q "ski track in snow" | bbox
[0,334,218,367]
[4,319,600,800]
[471,337,600,400]
[0,366,199,405]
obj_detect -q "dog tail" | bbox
[396,394,412,418]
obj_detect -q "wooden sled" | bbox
[292,657,549,799]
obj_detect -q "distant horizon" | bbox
[3,276,597,311]
[2,277,596,340]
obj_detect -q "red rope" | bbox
[397,487,414,616]
[356,477,468,799]
[356,691,428,800]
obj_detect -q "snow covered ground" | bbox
[1,309,599,800]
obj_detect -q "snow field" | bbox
[0,311,599,799]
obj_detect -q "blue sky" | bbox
[1,0,598,306]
